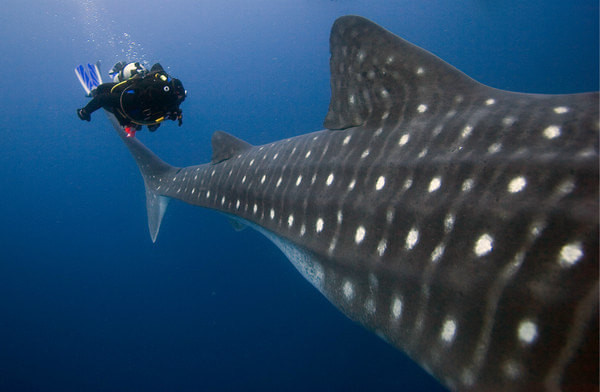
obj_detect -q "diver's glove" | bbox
[77,108,91,122]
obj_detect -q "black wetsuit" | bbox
[80,63,185,131]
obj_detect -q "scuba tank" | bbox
[109,62,148,83]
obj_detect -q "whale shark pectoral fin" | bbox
[146,188,170,243]
[211,130,253,164]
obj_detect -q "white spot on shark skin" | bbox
[485,98,496,105]
[365,298,376,314]
[328,238,337,254]
[349,95,356,105]
[191,188,196,194]
[315,218,324,233]
[269,209,275,220]
[444,214,455,233]
[461,369,475,387]
[272,153,279,160]
[343,135,351,145]
[249,159,255,167]
[517,319,538,344]
[348,179,356,191]
[503,360,523,380]
[462,178,474,192]
[375,176,386,191]
[261,174,266,184]
[374,127,384,136]
[461,125,473,139]
[206,190,211,199]
[528,221,545,239]
[221,196,226,206]
[391,297,403,320]
[361,149,370,159]
[431,244,445,263]
[441,318,457,343]
[343,280,355,300]
[403,177,413,190]
[558,242,584,267]
[305,150,311,159]
[417,104,428,113]
[428,177,442,192]
[386,55,395,64]
[418,148,428,158]
[355,226,366,244]
[311,174,317,185]
[382,208,394,225]
[236,200,240,209]
[416,67,424,75]
[296,175,303,186]
[253,204,258,214]
[376,239,387,256]
[508,176,527,193]
[287,214,294,227]
[276,177,282,188]
[475,234,494,257]
[242,175,246,184]
[380,88,390,98]
[488,143,502,154]
[357,50,366,62]
[337,211,343,224]
[543,125,561,139]
[553,106,570,114]
[326,173,335,186]
[300,224,306,237]
[555,178,575,196]
[368,273,379,289]
[502,116,516,126]
[405,228,419,250]
[399,134,410,146]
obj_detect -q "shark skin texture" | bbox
[105,15,598,392]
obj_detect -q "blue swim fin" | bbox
[75,61,103,96]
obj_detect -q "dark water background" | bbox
[0,1,597,390]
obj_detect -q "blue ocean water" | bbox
[0,1,597,391]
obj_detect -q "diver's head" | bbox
[171,78,186,103]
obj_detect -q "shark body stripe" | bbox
[110,16,598,392]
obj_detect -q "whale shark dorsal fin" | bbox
[211,131,254,164]
[324,15,482,130]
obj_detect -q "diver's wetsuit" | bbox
[79,63,185,131]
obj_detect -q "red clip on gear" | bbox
[125,126,137,138]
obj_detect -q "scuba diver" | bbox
[77,62,186,137]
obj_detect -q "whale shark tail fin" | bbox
[106,112,179,242]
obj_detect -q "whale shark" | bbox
[105,16,598,392]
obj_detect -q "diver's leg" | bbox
[77,84,119,121]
